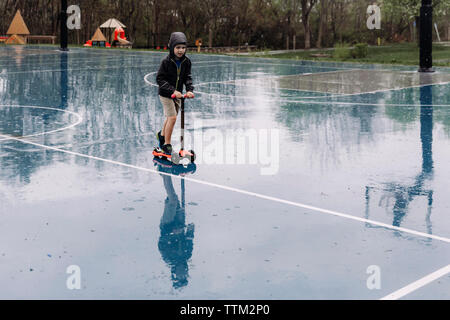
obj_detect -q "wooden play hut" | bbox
[84,28,110,47]
[5,10,30,44]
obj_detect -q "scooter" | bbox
[152,156,196,176]
[153,94,196,165]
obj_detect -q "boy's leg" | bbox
[161,118,168,137]
[163,116,177,145]
[159,96,180,146]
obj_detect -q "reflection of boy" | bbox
[156,32,194,155]
[158,174,194,289]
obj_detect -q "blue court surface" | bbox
[0,45,450,299]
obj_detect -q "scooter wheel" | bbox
[189,150,196,163]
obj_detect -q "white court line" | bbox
[191,79,450,102]
[193,80,450,101]
[1,133,450,245]
[293,99,450,108]
[145,67,450,102]
[0,55,161,68]
[226,56,424,72]
[239,52,450,73]
[0,105,83,141]
[0,64,159,75]
[194,68,358,87]
[1,47,449,75]
[198,81,334,95]
[380,264,450,300]
[144,72,450,107]
[227,60,364,71]
[144,70,344,100]
[1,59,227,75]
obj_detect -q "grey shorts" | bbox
[159,95,181,117]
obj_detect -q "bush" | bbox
[351,43,368,58]
[333,43,351,59]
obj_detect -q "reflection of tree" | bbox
[0,51,72,185]
[0,50,251,188]
[0,49,159,185]
[432,84,450,136]
[383,89,419,127]
[365,84,434,236]
[383,83,450,135]
[0,146,52,184]
[190,58,255,120]
[275,101,378,169]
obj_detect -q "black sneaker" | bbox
[156,131,165,148]
[161,144,173,155]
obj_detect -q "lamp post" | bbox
[419,0,433,72]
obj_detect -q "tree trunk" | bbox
[316,0,326,48]
[446,20,450,41]
[153,0,160,47]
[146,0,150,48]
[208,23,213,48]
[301,0,316,49]
[304,20,311,49]
[409,21,414,42]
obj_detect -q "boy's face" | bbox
[174,44,186,58]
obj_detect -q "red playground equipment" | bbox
[112,27,132,48]
[114,27,126,41]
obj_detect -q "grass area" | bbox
[249,43,450,67]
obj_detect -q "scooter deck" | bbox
[152,156,197,175]
[152,147,195,165]
[152,147,172,159]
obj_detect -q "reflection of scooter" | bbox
[153,94,196,165]
[153,157,196,176]
[155,155,196,289]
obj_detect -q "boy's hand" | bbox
[173,90,183,99]
[186,91,194,98]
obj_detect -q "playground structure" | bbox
[3,10,56,45]
[84,28,111,47]
[112,26,132,48]
[84,18,132,49]
[5,10,29,44]
[1,10,131,49]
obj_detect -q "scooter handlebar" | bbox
[171,93,195,99]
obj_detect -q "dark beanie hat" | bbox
[169,32,187,49]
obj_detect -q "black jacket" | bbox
[156,55,194,98]
[156,32,194,98]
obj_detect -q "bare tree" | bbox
[203,0,228,47]
[316,0,327,48]
[300,0,317,49]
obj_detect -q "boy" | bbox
[156,32,194,155]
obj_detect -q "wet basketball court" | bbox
[0,46,449,299]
